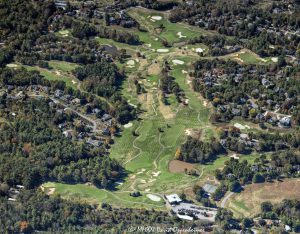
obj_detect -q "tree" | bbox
[229,180,241,192]
[261,201,273,213]
[252,173,265,183]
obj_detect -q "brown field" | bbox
[147,62,161,75]
[169,160,195,173]
[228,179,300,217]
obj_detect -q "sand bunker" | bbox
[185,129,192,136]
[151,16,162,21]
[6,63,19,68]
[71,80,77,84]
[152,171,161,177]
[172,59,185,65]
[203,100,208,107]
[140,179,146,184]
[136,168,146,175]
[195,48,204,53]
[124,122,133,128]
[47,188,55,195]
[177,32,186,38]
[271,57,278,62]
[234,123,251,130]
[182,70,188,74]
[145,188,151,192]
[147,194,161,202]
[230,154,240,160]
[127,60,135,66]
[157,49,169,53]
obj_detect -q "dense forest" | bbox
[176,136,225,163]
[0,98,122,189]
[0,190,187,233]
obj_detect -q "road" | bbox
[29,94,100,132]
[220,192,234,208]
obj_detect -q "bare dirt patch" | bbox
[230,179,300,217]
[148,63,161,75]
[158,93,175,119]
[169,160,195,173]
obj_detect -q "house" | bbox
[102,127,110,136]
[165,194,182,205]
[86,138,103,147]
[202,183,218,195]
[279,116,291,128]
[58,122,67,129]
[71,98,81,105]
[63,130,73,139]
[55,89,64,98]
[101,114,112,122]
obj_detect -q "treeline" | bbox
[0,190,185,233]
[140,0,178,10]
[215,151,300,186]
[0,98,123,189]
[71,21,140,45]
[0,0,57,67]
[73,62,136,124]
[176,136,225,163]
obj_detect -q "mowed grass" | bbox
[23,61,80,89]
[226,178,300,218]
[42,182,165,209]
[128,8,206,44]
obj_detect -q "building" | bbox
[165,194,182,205]
[202,183,218,195]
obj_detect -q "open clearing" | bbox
[169,160,196,173]
[227,179,300,217]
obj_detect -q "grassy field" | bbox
[23,61,80,89]
[127,8,209,44]
[226,179,300,218]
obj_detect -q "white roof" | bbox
[166,194,182,203]
[177,214,193,221]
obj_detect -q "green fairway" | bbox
[128,8,209,44]
[23,61,80,89]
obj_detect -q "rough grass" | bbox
[227,179,300,218]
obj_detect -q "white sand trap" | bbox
[182,70,188,74]
[184,99,189,104]
[172,59,185,65]
[154,38,158,41]
[271,57,278,62]
[150,19,155,22]
[177,32,186,38]
[6,63,19,68]
[203,100,208,107]
[244,125,251,129]
[185,129,192,136]
[55,71,62,76]
[147,194,161,202]
[47,188,55,195]
[187,80,192,84]
[260,58,267,63]
[145,188,151,192]
[140,179,146,184]
[145,43,151,47]
[230,154,239,160]
[127,60,135,65]
[124,122,133,128]
[148,179,156,183]
[127,65,135,68]
[157,49,169,53]
[234,123,246,130]
[136,168,146,175]
[195,48,204,53]
[151,16,162,21]
[71,80,77,84]
[152,171,161,177]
